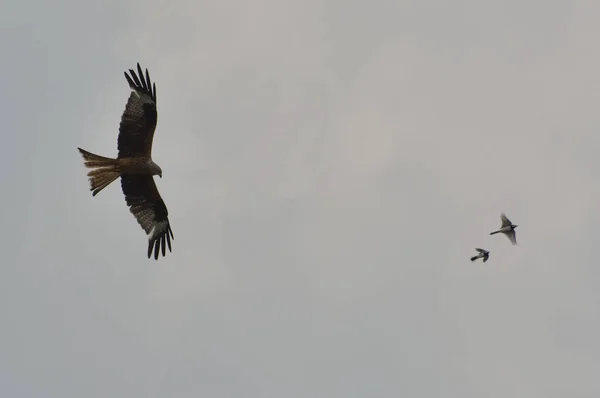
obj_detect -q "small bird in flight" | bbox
[490,213,518,245]
[470,248,490,263]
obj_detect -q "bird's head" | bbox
[149,160,163,178]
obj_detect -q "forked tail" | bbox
[77,147,121,196]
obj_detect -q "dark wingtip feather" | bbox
[137,64,146,89]
[146,223,173,260]
[166,230,172,252]
[128,68,142,87]
[154,239,160,260]
[145,68,152,93]
[123,72,137,89]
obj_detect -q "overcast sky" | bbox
[1,0,600,396]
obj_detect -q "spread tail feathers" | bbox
[77,147,121,196]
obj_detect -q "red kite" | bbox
[77,63,173,260]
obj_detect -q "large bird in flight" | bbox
[77,63,174,260]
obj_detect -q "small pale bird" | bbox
[470,248,490,263]
[490,213,518,245]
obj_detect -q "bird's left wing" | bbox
[117,63,158,159]
[506,230,517,245]
[121,174,174,259]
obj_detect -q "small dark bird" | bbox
[490,213,518,245]
[471,248,490,263]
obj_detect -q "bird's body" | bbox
[118,157,162,175]
[470,248,490,263]
[490,213,518,245]
[77,63,174,260]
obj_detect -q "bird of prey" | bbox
[77,63,174,260]
[490,213,518,245]
[470,248,490,263]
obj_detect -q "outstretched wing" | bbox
[121,174,174,259]
[500,213,512,227]
[505,230,517,245]
[475,248,486,254]
[118,63,158,159]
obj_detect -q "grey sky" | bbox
[1,0,600,396]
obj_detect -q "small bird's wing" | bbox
[483,254,489,263]
[505,230,517,245]
[500,213,512,227]
[475,248,486,253]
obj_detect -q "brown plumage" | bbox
[78,149,121,196]
[77,63,173,260]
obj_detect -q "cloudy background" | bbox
[2,0,600,396]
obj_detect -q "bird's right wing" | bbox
[121,174,174,259]
[475,248,485,253]
[500,213,512,227]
